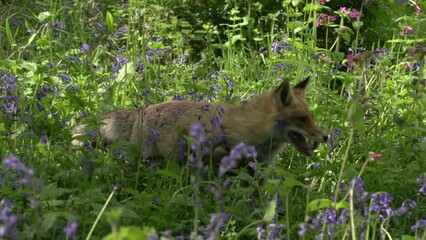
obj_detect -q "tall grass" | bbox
[1,0,425,239]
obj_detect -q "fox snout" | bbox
[286,127,327,156]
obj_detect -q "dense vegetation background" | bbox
[1,0,425,239]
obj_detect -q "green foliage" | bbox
[0,0,425,239]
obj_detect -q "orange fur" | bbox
[72,77,328,163]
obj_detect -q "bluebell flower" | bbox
[219,143,257,177]
[204,213,227,240]
[114,26,129,38]
[80,44,89,53]
[112,57,130,73]
[63,221,78,239]
[0,199,18,239]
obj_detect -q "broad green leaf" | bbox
[263,199,276,222]
[307,199,332,212]
[18,60,37,72]
[401,235,417,240]
[347,100,364,128]
[104,226,155,240]
[38,183,71,200]
[336,200,349,209]
[37,11,51,22]
[181,83,213,95]
[156,169,182,183]
[117,61,135,82]
[42,212,61,231]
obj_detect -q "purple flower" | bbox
[112,57,130,73]
[417,175,426,195]
[317,14,337,27]
[411,219,426,232]
[298,222,309,236]
[402,25,413,35]
[52,20,66,30]
[349,177,366,201]
[190,124,206,151]
[347,53,360,69]
[114,26,129,38]
[173,54,189,64]
[163,229,172,238]
[219,143,257,177]
[256,226,266,239]
[189,124,209,171]
[339,7,348,14]
[148,233,159,240]
[80,44,89,53]
[59,73,71,83]
[415,5,422,16]
[40,134,48,144]
[0,199,19,239]
[271,40,291,54]
[312,163,321,169]
[64,56,81,62]
[63,221,78,239]
[266,223,285,239]
[394,199,416,216]
[205,213,227,240]
[349,9,362,19]
[368,192,393,220]
[3,155,27,172]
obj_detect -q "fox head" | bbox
[273,77,328,156]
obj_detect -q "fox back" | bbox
[72,77,328,163]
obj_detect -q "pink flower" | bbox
[405,61,412,69]
[349,9,362,19]
[339,7,348,14]
[409,48,416,56]
[415,6,422,16]
[317,13,337,27]
[402,25,413,34]
[318,0,326,4]
[369,153,383,160]
[347,53,360,69]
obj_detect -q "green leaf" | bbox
[18,60,37,72]
[347,100,364,128]
[181,83,213,95]
[263,199,276,222]
[42,212,61,231]
[105,11,114,34]
[336,200,349,209]
[37,11,51,22]
[156,169,182,183]
[5,18,14,45]
[291,0,303,6]
[104,226,155,240]
[401,235,417,240]
[287,21,304,30]
[307,199,332,212]
[117,61,135,82]
[38,183,71,200]
[42,212,76,231]
[283,173,303,189]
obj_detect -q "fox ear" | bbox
[294,77,310,91]
[275,80,293,106]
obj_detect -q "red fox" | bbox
[72,77,328,163]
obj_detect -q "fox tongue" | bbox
[289,131,315,156]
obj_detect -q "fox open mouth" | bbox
[288,131,319,156]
